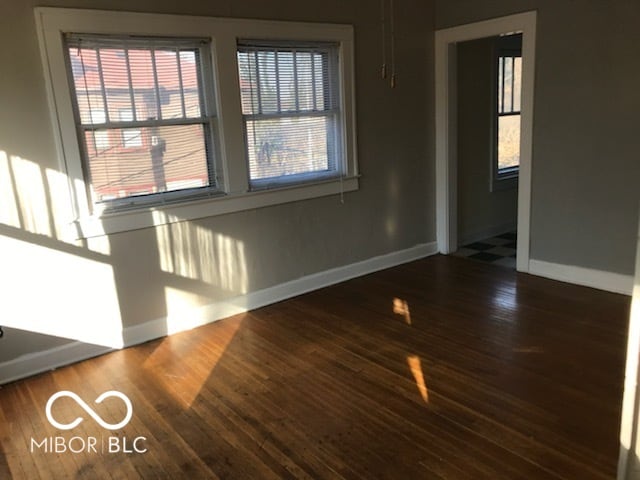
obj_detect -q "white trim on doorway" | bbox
[434,11,537,273]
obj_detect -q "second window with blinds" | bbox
[237,42,341,189]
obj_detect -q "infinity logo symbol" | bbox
[45,391,133,431]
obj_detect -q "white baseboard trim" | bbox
[458,221,517,247]
[0,342,113,386]
[529,259,633,295]
[0,241,438,385]
[123,240,438,346]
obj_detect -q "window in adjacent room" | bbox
[237,42,342,189]
[65,35,218,206]
[493,32,522,190]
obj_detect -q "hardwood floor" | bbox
[0,255,630,479]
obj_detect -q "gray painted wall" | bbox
[457,37,518,244]
[0,0,435,363]
[437,0,640,275]
[4,0,639,368]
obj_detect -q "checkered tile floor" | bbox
[453,232,517,269]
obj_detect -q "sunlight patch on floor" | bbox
[393,297,411,325]
[143,307,244,409]
[407,355,429,403]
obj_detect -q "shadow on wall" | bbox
[0,148,248,354]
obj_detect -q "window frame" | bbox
[237,41,343,189]
[65,35,220,209]
[35,7,358,238]
[490,35,522,193]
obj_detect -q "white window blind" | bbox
[65,34,218,205]
[237,41,342,188]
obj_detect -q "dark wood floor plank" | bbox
[0,255,629,479]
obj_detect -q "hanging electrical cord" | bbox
[390,0,397,88]
[380,0,387,79]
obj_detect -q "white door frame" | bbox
[435,11,537,272]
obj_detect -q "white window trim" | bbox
[35,7,358,238]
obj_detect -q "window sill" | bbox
[73,176,359,238]
[490,174,518,192]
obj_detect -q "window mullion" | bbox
[213,35,249,193]
[150,47,163,120]
[311,54,317,110]
[242,110,336,122]
[510,57,515,114]
[293,50,299,111]
[123,47,137,121]
[176,48,187,119]
[80,118,211,132]
[275,50,281,112]
[500,57,505,115]
[254,50,263,115]
[94,48,110,123]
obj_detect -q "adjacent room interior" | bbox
[0,1,639,479]
[454,33,522,269]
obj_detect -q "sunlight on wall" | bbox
[10,154,51,237]
[0,149,112,257]
[164,286,212,335]
[155,212,248,293]
[0,235,123,348]
[393,297,412,325]
[407,355,429,403]
[85,236,112,256]
[143,308,243,408]
[45,167,77,240]
[385,170,399,237]
[618,228,640,476]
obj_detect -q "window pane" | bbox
[69,48,105,124]
[238,42,340,186]
[276,51,296,112]
[237,47,333,115]
[497,57,503,113]
[296,52,314,110]
[513,57,522,112]
[100,48,132,121]
[66,35,216,205]
[245,116,332,181]
[498,115,520,171]
[83,124,209,201]
[179,50,201,118]
[68,40,206,126]
[154,49,181,119]
[128,48,158,121]
[93,131,110,151]
[503,57,513,113]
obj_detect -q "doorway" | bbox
[434,12,536,273]
[453,33,521,269]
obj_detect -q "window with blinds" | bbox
[496,33,522,178]
[64,35,218,206]
[237,41,342,188]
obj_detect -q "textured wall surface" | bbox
[436,0,640,274]
[0,0,435,362]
